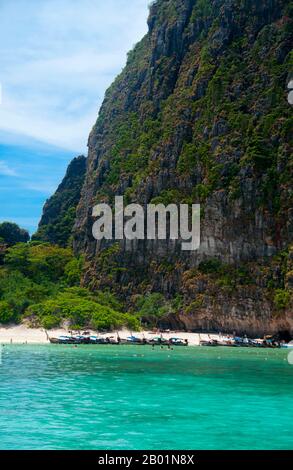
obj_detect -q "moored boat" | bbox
[169,337,188,346]
[200,335,274,348]
[148,336,169,346]
[200,339,219,347]
[126,336,147,345]
[49,337,59,344]
[281,341,293,349]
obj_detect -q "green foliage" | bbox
[207,73,225,106]
[194,0,212,18]
[151,189,181,205]
[0,269,54,316]
[216,265,253,290]
[0,301,15,324]
[274,289,291,310]
[41,315,61,330]
[93,290,124,312]
[171,294,183,311]
[0,222,29,246]
[64,257,84,286]
[199,259,222,274]
[186,296,205,313]
[177,143,198,174]
[98,243,121,273]
[136,293,174,325]
[4,244,29,272]
[105,113,162,188]
[5,243,73,282]
[192,184,211,202]
[27,289,139,331]
[281,117,293,140]
[0,239,136,331]
[247,135,274,171]
[34,206,77,248]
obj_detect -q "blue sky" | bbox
[0,0,150,233]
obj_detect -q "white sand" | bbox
[0,324,221,346]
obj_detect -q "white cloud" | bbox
[0,0,150,151]
[22,181,59,195]
[0,160,18,177]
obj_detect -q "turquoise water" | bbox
[0,345,292,450]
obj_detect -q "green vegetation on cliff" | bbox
[89,0,292,214]
[73,0,292,335]
[1,1,292,336]
[33,155,87,247]
[0,241,139,330]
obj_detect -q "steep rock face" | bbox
[74,0,293,334]
[34,155,86,247]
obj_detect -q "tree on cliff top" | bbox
[0,222,30,246]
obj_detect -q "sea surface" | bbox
[0,344,292,450]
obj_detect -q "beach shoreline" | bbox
[0,324,223,346]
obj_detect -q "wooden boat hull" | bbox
[49,338,59,344]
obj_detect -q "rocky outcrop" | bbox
[73,0,293,335]
[34,155,86,247]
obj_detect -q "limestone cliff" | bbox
[73,0,292,335]
[34,155,86,247]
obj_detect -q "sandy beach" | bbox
[0,324,221,346]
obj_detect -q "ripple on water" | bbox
[0,345,292,450]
